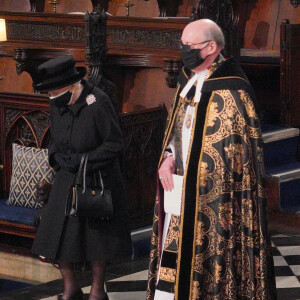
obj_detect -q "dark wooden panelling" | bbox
[0,57,34,94]
[244,0,300,50]
[120,105,167,229]
[280,20,300,128]
[122,68,175,113]
[265,177,280,211]
[241,61,281,124]
[0,12,186,106]
[269,210,300,234]
[0,12,186,63]
[244,0,279,50]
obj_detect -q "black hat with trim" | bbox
[33,55,86,92]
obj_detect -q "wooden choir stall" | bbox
[0,0,300,246]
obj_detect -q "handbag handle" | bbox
[79,153,105,196]
[74,153,86,186]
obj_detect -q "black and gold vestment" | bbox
[147,56,277,300]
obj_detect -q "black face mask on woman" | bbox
[50,91,73,108]
[180,42,210,70]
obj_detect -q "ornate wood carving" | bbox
[120,105,167,229]
[290,0,300,8]
[14,48,72,91]
[0,92,50,196]
[155,0,183,17]
[3,110,50,202]
[85,10,117,103]
[5,111,50,149]
[5,14,182,49]
[30,0,45,12]
[190,0,239,57]
[280,19,300,128]
[1,12,187,67]
[163,59,183,88]
[14,48,39,84]
[91,0,111,12]
[108,28,180,49]
[4,109,24,135]
[7,22,85,42]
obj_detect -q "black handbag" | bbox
[65,153,114,220]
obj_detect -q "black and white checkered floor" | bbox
[272,233,300,299]
[1,232,300,300]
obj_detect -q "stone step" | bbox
[270,166,300,183]
[131,226,151,260]
[266,172,300,214]
[262,126,299,172]
[262,126,299,143]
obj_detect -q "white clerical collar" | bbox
[179,69,209,103]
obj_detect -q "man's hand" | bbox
[158,156,175,191]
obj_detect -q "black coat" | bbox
[32,80,131,262]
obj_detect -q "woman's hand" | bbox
[158,156,175,192]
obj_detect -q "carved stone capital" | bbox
[163,59,183,88]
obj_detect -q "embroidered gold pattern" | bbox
[147,56,275,300]
[213,260,222,283]
[192,281,201,299]
[160,266,176,283]
[199,161,210,187]
[218,202,234,231]
[241,198,255,230]
[164,215,180,251]
[239,90,256,118]
[207,101,219,127]
[195,221,205,246]
[224,143,244,174]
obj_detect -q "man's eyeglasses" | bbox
[179,40,211,51]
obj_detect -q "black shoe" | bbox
[57,289,83,300]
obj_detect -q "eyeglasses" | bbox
[179,40,211,51]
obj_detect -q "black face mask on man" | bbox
[180,41,210,70]
[50,90,73,108]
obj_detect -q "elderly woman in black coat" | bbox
[32,55,131,300]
